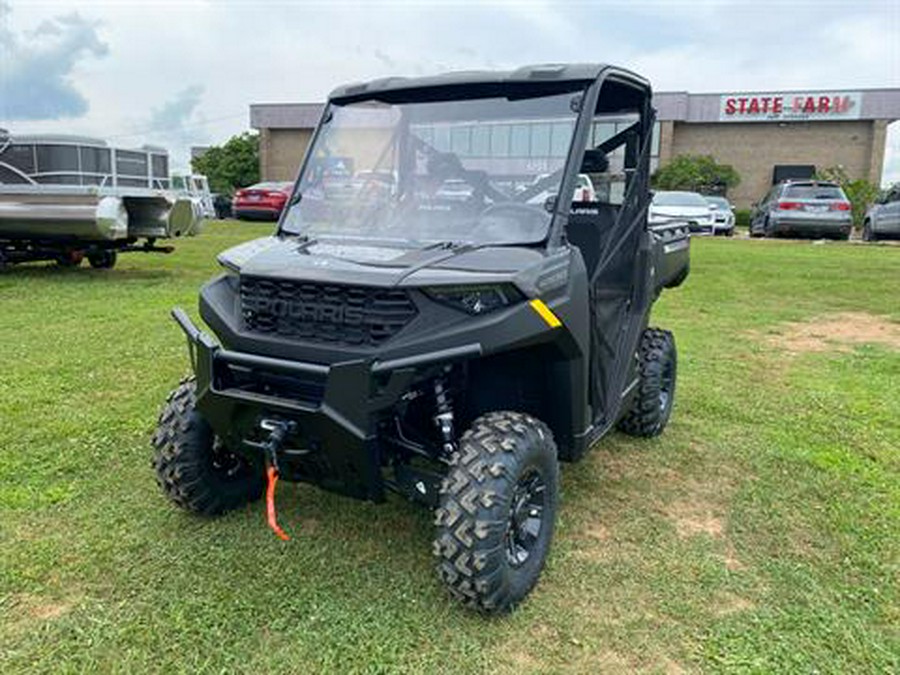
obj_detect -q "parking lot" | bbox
[1,221,897,673]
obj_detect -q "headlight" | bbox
[423,283,523,315]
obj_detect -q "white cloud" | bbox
[0,1,108,120]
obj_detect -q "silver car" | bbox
[649,191,715,234]
[863,185,900,241]
[749,180,852,240]
[704,196,735,236]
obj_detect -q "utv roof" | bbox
[329,63,650,102]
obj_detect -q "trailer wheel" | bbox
[152,377,264,515]
[434,411,558,614]
[617,328,677,438]
[88,250,117,269]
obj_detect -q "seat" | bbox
[566,203,617,279]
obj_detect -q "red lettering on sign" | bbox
[773,97,783,113]
[802,97,816,113]
[738,97,748,113]
[760,97,771,113]
[833,96,852,113]
[748,98,760,114]
[725,98,737,114]
[818,96,830,113]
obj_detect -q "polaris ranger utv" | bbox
[153,64,690,613]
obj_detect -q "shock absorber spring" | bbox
[433,369,456,456]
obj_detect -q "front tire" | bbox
[749,218,764,238]
[862,221,876,242]
[618,328,677,438]
[434,411,558,614]
[152,378,264,515]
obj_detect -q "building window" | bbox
[592,121,616,147]
[471,125,490,157]
[550,122,573,157]
[414,126,434,147]
[432,126,451,152]
[490,124,511,157]
[651,121,660,156]
[530,124,551,158]
[510,124,530,157]
[450,126,470,155]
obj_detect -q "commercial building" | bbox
[250,87,900,209]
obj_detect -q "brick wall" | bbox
[669,120,881,209]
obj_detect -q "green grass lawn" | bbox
[1,222,898,673]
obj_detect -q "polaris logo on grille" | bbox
[244,296,368,325]
[240,277,417,346]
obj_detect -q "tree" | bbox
[191,132,259,194]
[813,165,880,230]
[652,154,740,195]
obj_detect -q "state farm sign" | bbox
[719,92,862,122]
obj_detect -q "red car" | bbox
[232,182,293,221]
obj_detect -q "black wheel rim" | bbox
[659,357,675,412]
[505,469,546,567]
[211,437,246,479]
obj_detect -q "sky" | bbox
[1,0,899,181]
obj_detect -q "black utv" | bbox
[153,63,690,613]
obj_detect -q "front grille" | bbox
[240,276,417,346]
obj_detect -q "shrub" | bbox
[814,166,880,230]
[652,154,741,194]
[734,209,752,228]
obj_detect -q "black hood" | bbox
[218,235,551,290]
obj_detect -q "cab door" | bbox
[567,92,654,433]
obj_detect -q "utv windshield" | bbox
[280,88,584,246]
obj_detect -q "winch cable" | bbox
[260,420,296,541]
[265,464,290,541]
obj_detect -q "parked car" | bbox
[649,191,715,233]
[863,184,900,241]
[749,180,851,240]
[520,173,596,205]
[574,174,596,202]
[703,196,735,236]
[232,182,293,221]
[212,194,233,219]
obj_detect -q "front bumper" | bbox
[171,307,480,501]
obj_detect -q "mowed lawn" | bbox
[1,222,898,673]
